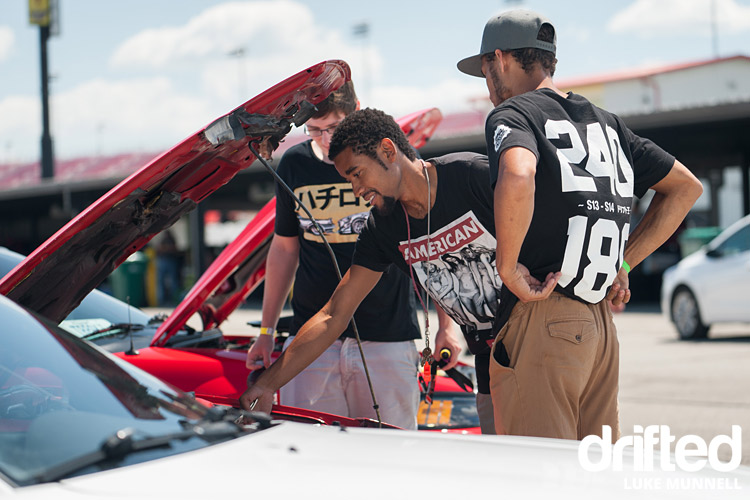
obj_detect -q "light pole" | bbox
[29,0,58,179]
[352,22,370,102]
[228,47,247,102]
[39,23,53,178]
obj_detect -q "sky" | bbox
[1,0,749,164]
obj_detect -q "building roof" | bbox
[0,133,307,194]
[556,55,750,89]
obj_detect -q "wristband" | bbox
[259,326,275,337]
[621,260,631,274]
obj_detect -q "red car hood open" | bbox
[398,107,443,149]
[153,108,444,346]
[0,61,350,323]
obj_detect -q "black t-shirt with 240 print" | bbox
[274,140,420,341]
[485,88,674,328]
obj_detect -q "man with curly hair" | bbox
[242,108,500,434]
[458,9,702,439]
[244,83,460,430]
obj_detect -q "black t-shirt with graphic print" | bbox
[274,140,419,341]
[352,152,499,357]
[485,88,674,327]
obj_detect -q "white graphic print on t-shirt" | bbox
[493,124,511,152]
[545,119,635,303]
[398,211,500,331]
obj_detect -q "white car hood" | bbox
[9,422,750,499]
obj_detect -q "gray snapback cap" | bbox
[457,9,556,78]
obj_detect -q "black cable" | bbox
[248,141,382,427]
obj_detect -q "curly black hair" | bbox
[328,108,417,165]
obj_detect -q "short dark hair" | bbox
[313,80,358,118]
[328,108,417,164]
[484,23,557,77]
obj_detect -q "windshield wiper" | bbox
[35,420,246,483]
[198,404,274,429]
[82,323,145,341]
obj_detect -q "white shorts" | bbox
[280,337,420,430]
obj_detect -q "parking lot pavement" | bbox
[615,304,750,465]
[148,303,750,464]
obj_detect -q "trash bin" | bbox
[109,251,149,308]
[677,226,722,258]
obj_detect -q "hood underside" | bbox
[0,60,351,323]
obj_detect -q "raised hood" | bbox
[0,60,350,323]
[153,108,444,345]
[398,107,443,148]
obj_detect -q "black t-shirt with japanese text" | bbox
[485,88,674,327]
[274,140,420,341]
[352,153,499,357]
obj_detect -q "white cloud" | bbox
[199,45,382,106]
[0,26,14,61]
[110,0,384,109]
[110,1,375,72]
[0,73,485,162]
[608,0,750,37]
[53,78,217,158]
[370,78,488,118]
[0,95,41,162]
[0,78,217,161]
[2,1,479,162]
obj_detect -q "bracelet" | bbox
[259,326,275,336]
[621,260,631,274]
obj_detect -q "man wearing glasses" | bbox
[245,82,455,429]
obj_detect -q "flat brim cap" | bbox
[457,9,556,78]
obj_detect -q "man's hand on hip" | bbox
[502,262,560,303]
[606,267,631,307]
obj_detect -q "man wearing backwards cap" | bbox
[458,9,702,440]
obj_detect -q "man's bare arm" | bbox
[494,147,560,302]
[624,160,703,269]
[240,265,382,412]
[260,234,299,330]
[433,306,462,370]
[246,234,299,368]
[607,159,703,304]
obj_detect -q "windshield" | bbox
[0,297,216,486]
[712,223,750,257]
[1,247,151,329]
[1,246,157,352]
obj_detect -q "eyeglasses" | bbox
[304,122,340,138]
